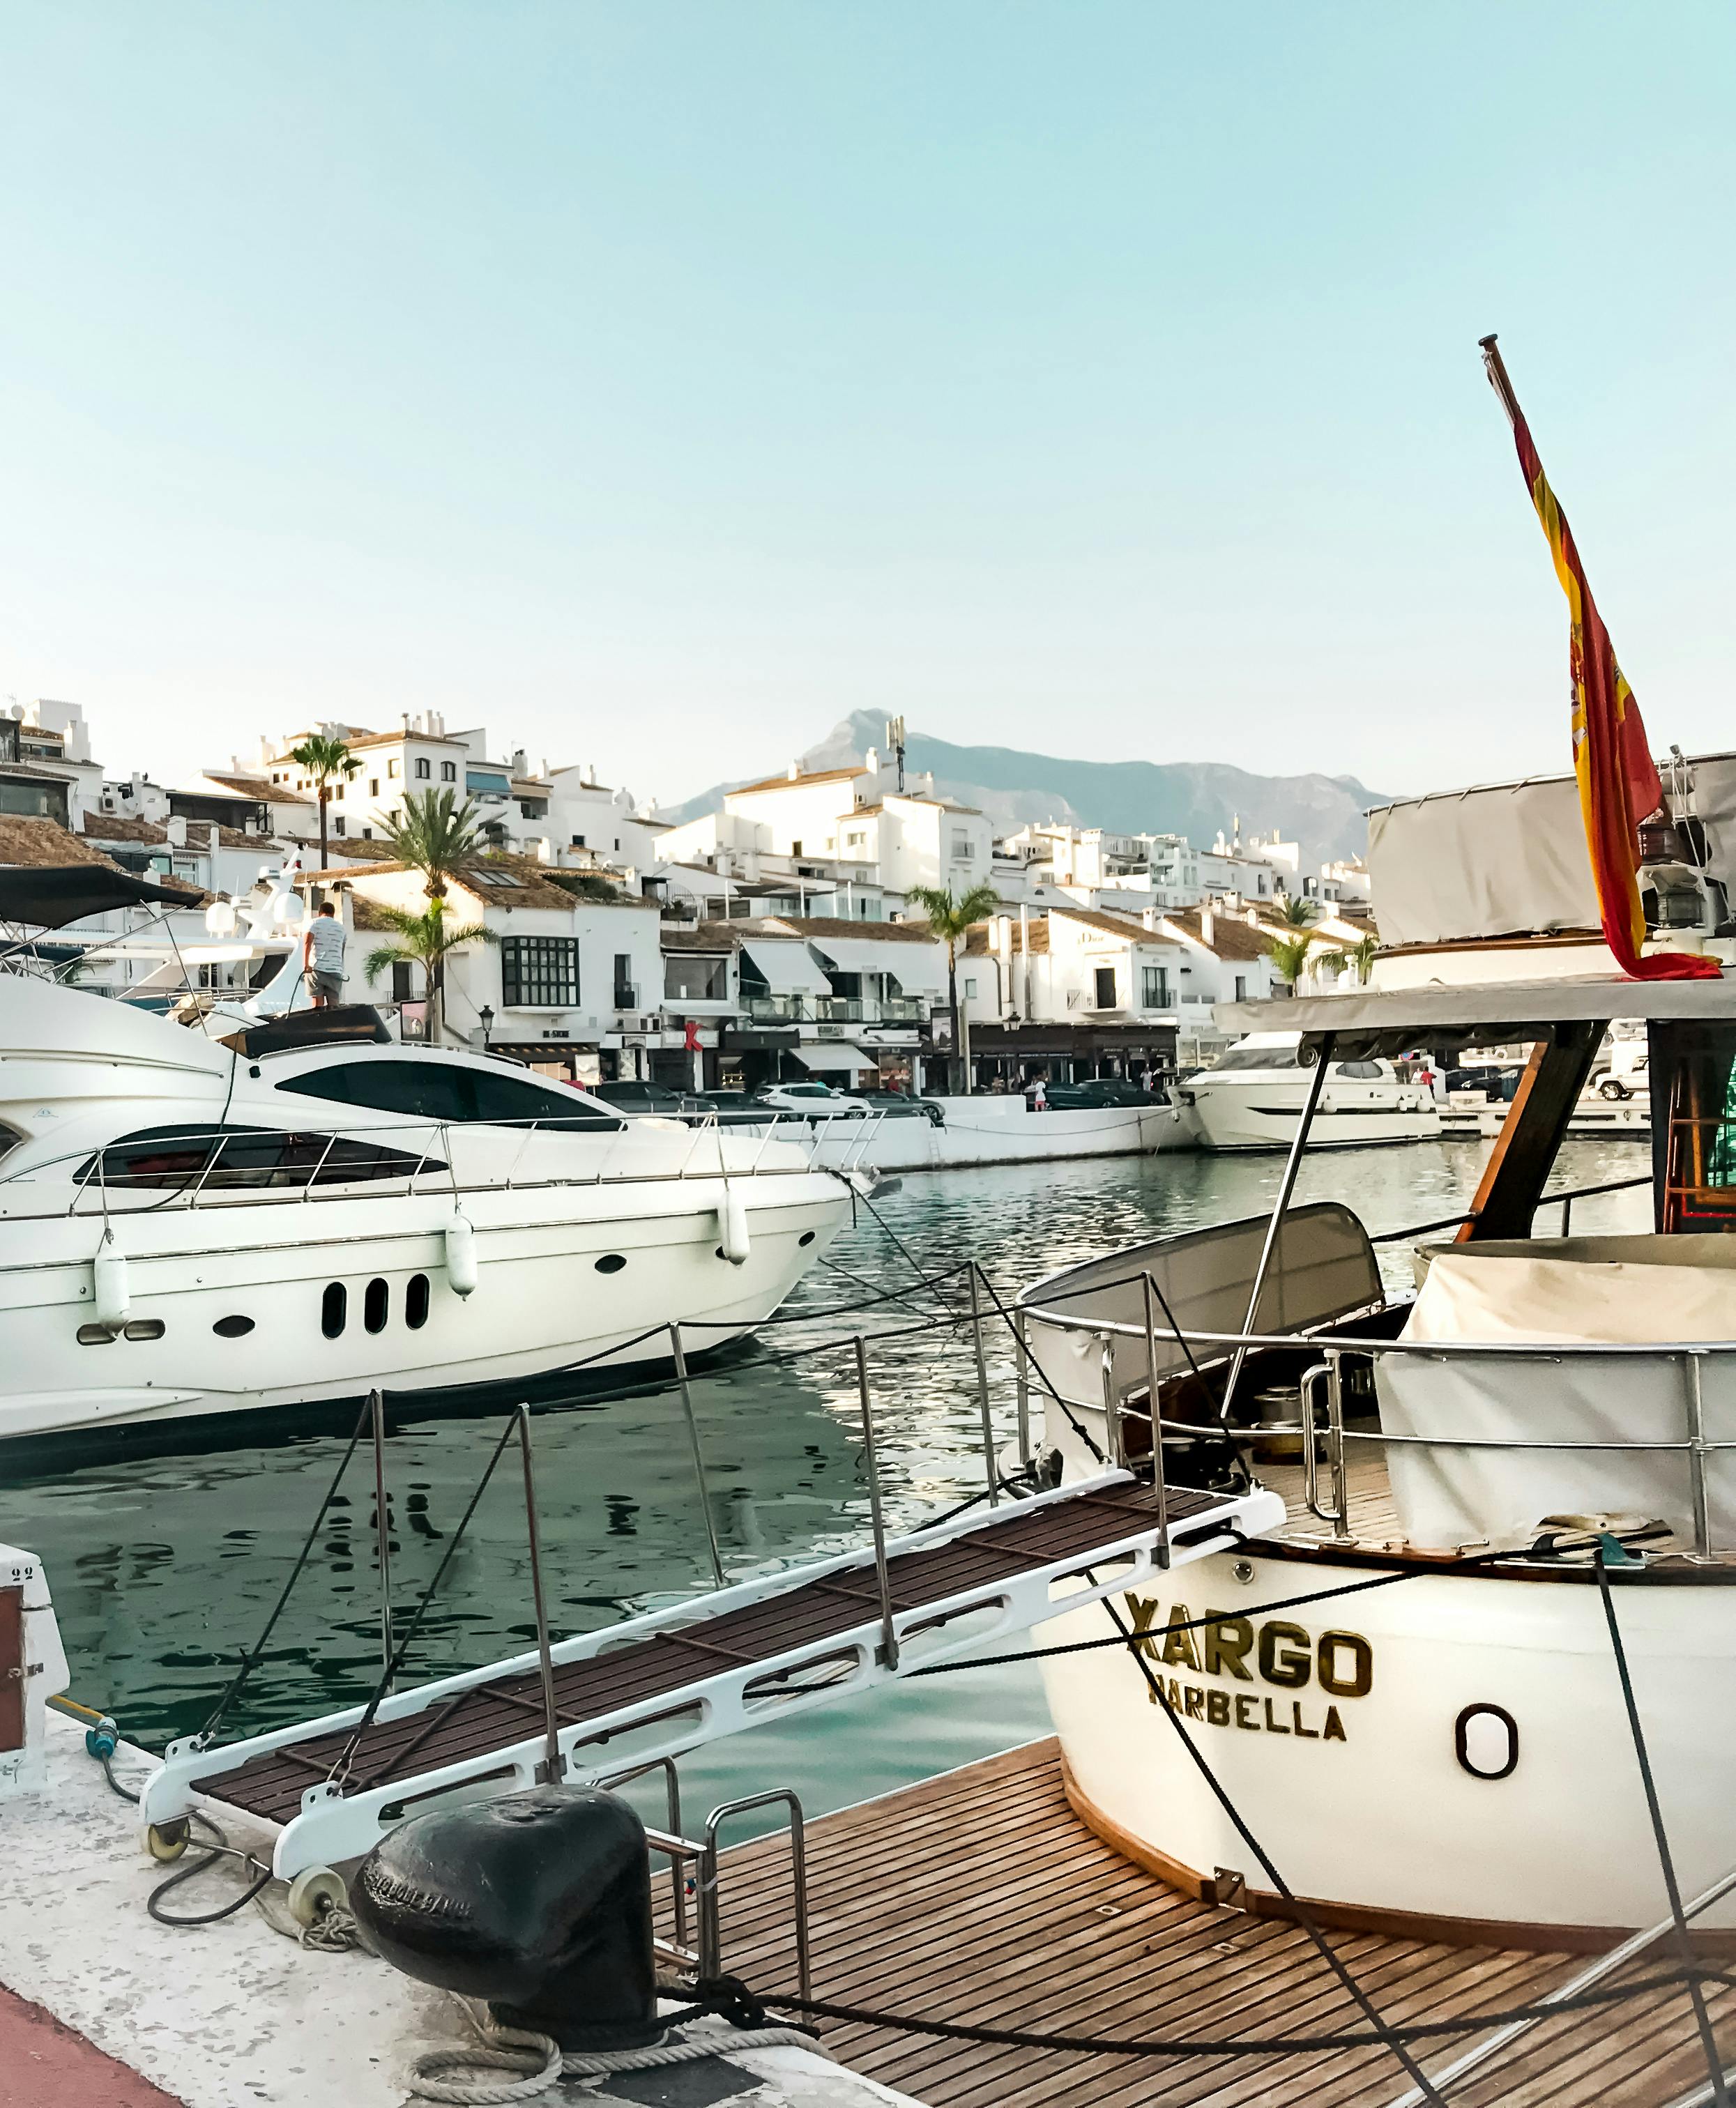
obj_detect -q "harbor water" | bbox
[5,1138,1651,1831]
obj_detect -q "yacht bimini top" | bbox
[1215,969,1735,1060]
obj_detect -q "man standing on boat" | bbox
[303,901,347,1009]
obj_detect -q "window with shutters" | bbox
[501,935,580,1008]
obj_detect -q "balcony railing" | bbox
[744,994,806,1021]
[739,993,929,1025]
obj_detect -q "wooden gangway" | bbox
[144,1467,1283,1879]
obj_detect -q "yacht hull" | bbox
[0,1173,847,1439]
[1187,1087,1440,1152]
[1042,1538,1736,1941]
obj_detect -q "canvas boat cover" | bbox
[1377,1234,1736,1548]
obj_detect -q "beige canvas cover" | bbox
[1366,749,1736,949]
[1366,775,1599,947]
[1377,1236,1736,1548]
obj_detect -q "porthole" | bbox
[364,1278,389,1334]
[123,1319,167,1341]
[1456,1703,1519,1780]
[322,1282,348,1339]
[76,1323,116,1345]
[595,1254,626,1274]
[798,1230,816,1247]
[406,1274,430,1330]
[212,1315,254,1340]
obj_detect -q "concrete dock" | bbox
[0,1713,920,2108]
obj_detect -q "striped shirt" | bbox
[308,918,347,975]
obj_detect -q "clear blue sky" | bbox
[3,3,1733,809]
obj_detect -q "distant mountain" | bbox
[667,712,1394,873]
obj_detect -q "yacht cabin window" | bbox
[77,1126,445,1192]
[275,1060,622,1130]
[1208,1042,1301,1074]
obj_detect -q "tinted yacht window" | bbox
[277,1060,621,1131]
[78,1125,443,1191]
[1208,1044,1302,1074]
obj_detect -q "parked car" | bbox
[841,1088,945,1125]
[686,1090,770,1126]
[1024,1077,1166,1110]
[591,1080,703,1117]
[754,1080,869,1117]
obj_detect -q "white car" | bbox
[754,1081,869,1117]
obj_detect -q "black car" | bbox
[841,1089,945,1125]
[687,1090,774,1126]
[1026,1078,1166,1109]
[591,1080,703,1117]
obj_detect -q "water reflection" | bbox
[3,1138,1650,1812]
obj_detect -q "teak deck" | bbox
[703,1740,1735,2108]
[197,1479,1229,1826]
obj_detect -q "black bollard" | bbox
[351,1784,660,2047]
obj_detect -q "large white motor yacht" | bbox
[1182,1030,1439,1150]
[0,979,849,1441]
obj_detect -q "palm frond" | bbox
[374,789,485,896]
[288,733,360,784]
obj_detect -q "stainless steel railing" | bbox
[0,1107,861,1224]
[1019,1288,1736,1558]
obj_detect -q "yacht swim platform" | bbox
[701,1736,1736,2108]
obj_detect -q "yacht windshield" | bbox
[1209,1044,1301,1074]
[276,1060,622,1131]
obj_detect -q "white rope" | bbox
[405,2002,826,2104]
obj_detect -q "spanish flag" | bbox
[1479,336,1721,980]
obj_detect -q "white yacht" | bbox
[0,977,848,1442]
[1182,1029,1439,1150]
[1015,753,1736,1951]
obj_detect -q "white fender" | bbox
[93,1232,130,1331]
[716,1190,750,1267]
[445,1212,478,1297]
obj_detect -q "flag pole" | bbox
[1477,333,1523,427]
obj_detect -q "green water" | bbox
[3,1139,1650,1828]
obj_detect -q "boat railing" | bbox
[1019,1291,1736,1557]
[0,1106,857,1223]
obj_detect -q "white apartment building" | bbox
[0,701,105,830]
[673,754,995,900]
[307,853,666,1078]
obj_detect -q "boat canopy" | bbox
[1214,972,1735,1060]
[0,864,200,930]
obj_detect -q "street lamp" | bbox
[478,1005,494,1048]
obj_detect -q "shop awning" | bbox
[738,939,835,998]
[793,1041,876,1072]
[807,934,950,993]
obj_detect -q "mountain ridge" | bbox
[667,712,1394,873]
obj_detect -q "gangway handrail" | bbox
[142,1465,1280,1879]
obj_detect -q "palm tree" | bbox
[288,733,360,876]
[907,882,1000,1094]
[374,788,484,901]
[1275,892,1320,929]
[1263,932,1316,992]
[1320,931,1380,986]
[363,901,496,1046]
